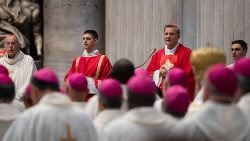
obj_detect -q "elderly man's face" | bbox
[231,43,247,61]
[4,35,20,59]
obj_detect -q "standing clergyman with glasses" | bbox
[0,34,37,100]
[227,40,248,69]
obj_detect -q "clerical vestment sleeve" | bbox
[16,60,37,100]
[147,48,165,77]
[180,50,195,100]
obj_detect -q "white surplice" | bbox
[238,93,250,121]
[103,107,177,141]
[153,99,163,112]
[173,101,250,141]
[11,99,25,112]
[73,101,86,110]
[0,103,21,140]
[186,87,205,117]
[2,92,97,141]
[0,51,37,100]
[85,95,99,120]
[85,84,128,120]
[94,109,124,138]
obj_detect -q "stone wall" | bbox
[43,0,105,83]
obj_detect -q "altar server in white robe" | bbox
[0,74,21,140]
[94,78,124,137]
[66,73,89,109]
[0,34,37,100]
[103,74,177,141]
[85,59,135,119]
[3,68,97,141]
[172,64,250,141]
[234,58,250,120]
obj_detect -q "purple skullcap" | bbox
[127,75,156,95]
[33,68,59,84]
[234,58,250,78]
[25,84,32,97]
[135,68,149,76]
[0,65,8,76]
[67,73,88,91]
[207,64,237,96]
[164,85,190,114]
[99,78,122,98]
[0,74,13,85]
[167,68,188,87]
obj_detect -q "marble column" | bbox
[43,0,105,83]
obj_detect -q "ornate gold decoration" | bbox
[162,59,174,71]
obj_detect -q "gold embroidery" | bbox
[61,125,76,141]
[162,59,174,71]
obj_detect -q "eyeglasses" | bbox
[231,48,243,52]
[4,42,18,46]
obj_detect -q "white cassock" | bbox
[0,51,37,100]
[85,84,128,120]
[153,99,163,112]
[85,95,99,120]
[73,101,86,110]
[120,85,128,110]
[103,107,177,141]
[11,99,25,112]
[0,103,21,140]
[2,92,98,141]
[172,101,250,141]
[238,93,250,121]
[186,87,205,117]
[94,109,124,137]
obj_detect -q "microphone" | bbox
[136,48,156,68]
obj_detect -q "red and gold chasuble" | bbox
[147,44,195,100]
[65,54,112,87]
[160,55,177,71]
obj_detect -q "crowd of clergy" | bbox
[0,54,250,141]
[0,30,250,141]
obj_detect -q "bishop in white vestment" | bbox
[3,68,97,141]
[3,93,97,141]
[0,35,36,100]
[93,79,124,137]
[0,74,21,140]
[234,58,250,121]
[172,65,250,141]
[65,73,89,110]
[85,59,135,120]
[103,74,177,141]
